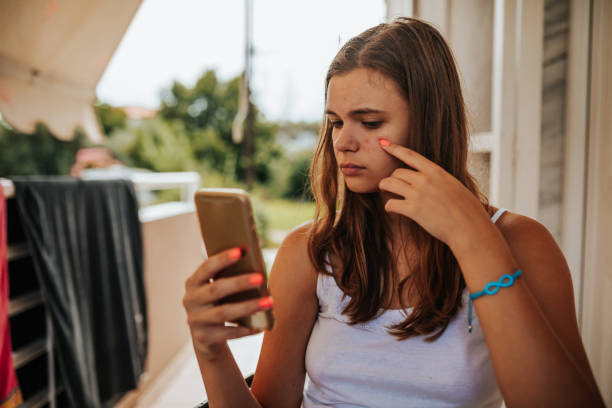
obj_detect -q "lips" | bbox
[339,163,366,169]
[340,163,365,176]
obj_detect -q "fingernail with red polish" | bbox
[378,138,390,147]
[228,247,242,260]
[249,273,264,286]
[258,296,274,309]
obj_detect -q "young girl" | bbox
[182,18,604,407]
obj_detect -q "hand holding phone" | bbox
[192,188,275,331]
[183,247,273,360]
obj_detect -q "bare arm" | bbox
[193,341,262,407]
[250,224,319,407]
[184,224,318,408]
[184,247,265,407]
[450,213,605,407]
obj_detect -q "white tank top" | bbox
[302,208,508,408]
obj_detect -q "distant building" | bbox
[117,106,158,121]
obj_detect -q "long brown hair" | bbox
[307,17,491,342]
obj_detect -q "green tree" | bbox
[0,121,88,177]
[106,118,194,172]
[284,151,313,200]
[0,69,285,190]
[159,69,282,185]
[95,102,127,135]
[0,101,129,177]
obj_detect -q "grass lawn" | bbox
[256,198,316,231]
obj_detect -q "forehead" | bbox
[326,68,406,112]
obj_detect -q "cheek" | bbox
[379,157,403,176]
[369,153,401,179]
[362,136,382,155]
[364,138,398,169]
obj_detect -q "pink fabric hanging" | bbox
[0,187,23,408]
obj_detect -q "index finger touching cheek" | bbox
[378,138,428,172]
[188,247,244,287]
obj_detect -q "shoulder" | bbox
[283,219,314,248]
[487,206,561,263]
[494,209,570,287]
[275,220,314,268]
[268,220,318,302]
[495,210,567,271]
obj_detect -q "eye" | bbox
[330,120,343,129]
[362,121,382,129]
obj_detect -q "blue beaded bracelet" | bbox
[467,269,522,333]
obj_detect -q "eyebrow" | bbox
[325,108,386,117]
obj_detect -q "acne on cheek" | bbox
[364,137,385,149]
[366,136,391,152]
[362,138,378,154]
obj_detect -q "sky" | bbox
[96,0,387,123]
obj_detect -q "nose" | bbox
[333,124,359,153]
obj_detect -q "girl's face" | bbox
[326,67,412,194]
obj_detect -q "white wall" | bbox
[580,0,612,403]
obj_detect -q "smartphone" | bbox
[194,188,275,331]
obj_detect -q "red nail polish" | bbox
[228,247,242,260]
[258,296,274,309]
[378,138,390,147]
[249,274,264,286]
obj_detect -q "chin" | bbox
[344,180,379,194]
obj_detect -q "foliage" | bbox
[0,68,319,215]
[158,69,282,185]
[105,118,195,172]
[284,151,314,200]
[95,102,127,135]
[250,197,271,248]
[0,121,88,177]
[0,101,127,177]
[276,120,320,140]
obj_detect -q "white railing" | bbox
[1,172,201,222]
[129,171,200,203]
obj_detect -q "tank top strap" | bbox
[491,207,507,224]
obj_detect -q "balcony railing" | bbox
[2,171,201,218]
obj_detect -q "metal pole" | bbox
[244,0,255,190]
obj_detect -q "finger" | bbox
[188,296,274,326]
[379,177,411,198]
[378,139,431,172]
[390,167,420,184]
[184,272,264,309]
[192,325,255,345]
[192,272,265,305]
[187,247,244,288]
[384,198,412,217]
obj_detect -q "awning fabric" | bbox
[0,0,142,141]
